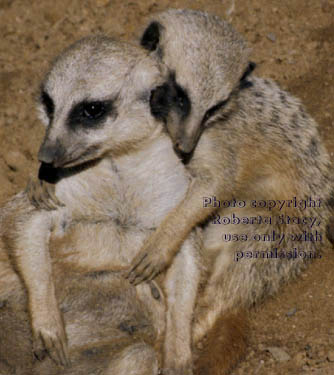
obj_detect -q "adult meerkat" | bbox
[126,7,333,362]
[1,36,205,375]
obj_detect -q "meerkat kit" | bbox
[0,7,332,375]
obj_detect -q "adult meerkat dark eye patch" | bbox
[67,100,114,129]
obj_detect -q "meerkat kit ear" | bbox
[239,61,256,89]
[141,21,161,51]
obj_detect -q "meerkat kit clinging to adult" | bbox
[126,7,333,352]
[0,36,210,375]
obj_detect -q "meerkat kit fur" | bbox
[0,36,208,375]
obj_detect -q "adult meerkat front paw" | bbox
[26,177,64,211]
[32,307,69,366]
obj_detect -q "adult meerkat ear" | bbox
[141,21,162,51]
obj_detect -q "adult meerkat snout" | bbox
[140,9,253,154]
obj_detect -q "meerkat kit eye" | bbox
[68,100,113,128]
[201,61,256,126]
[202,99,229,125]
[40,90,55,119]
[166,72,191,118]
[173,83,191,119]
[150,84,171,122]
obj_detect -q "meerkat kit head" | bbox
[37,36,171,169]
[140,9,254,155]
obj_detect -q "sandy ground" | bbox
[0,0,334,373]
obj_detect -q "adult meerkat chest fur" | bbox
[52,159,121,221]
[114,135,190,228]
[52,136,190,231]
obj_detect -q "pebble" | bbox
[258,343,266,351]
[266,347,291,362]
[327,350,334,362]
[267,32,276,42]
[304,344,312,351]
[294,352,306,367]
[3,150,26,171]
[313,337,325,345]
[96,0,110,7]
[286,307,297,317]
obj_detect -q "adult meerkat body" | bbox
[128,9,333,373]
[0,234,163,375]
[1,36,204,375]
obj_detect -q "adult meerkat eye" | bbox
[68,100,113,129]
[82,102,106,120]
[40,91,55,119]
[177,93,186,109]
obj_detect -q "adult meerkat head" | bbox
[140,9,254,155]
[37,36,168,169]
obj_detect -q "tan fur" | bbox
[193,310,248,375]
[0,37,206,375]
[0,260,162,375]
[131,8,334,371]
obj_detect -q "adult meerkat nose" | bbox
[38,144,57,164]
[38,138,65,167]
